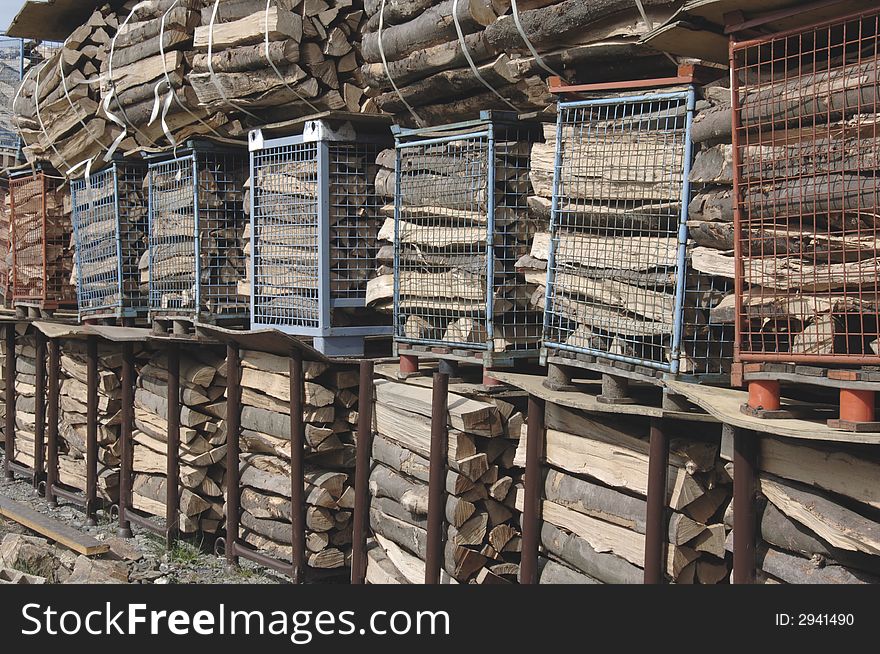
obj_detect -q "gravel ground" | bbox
[0,452,284,584]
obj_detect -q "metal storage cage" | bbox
[732,8,880,367]
[9,168,76,313]
[391,112,544,371]
[542,84,731,380]
[147,142,248,328]
[248,116,392,356]
[0,175,11,307]
[71,160,148,323]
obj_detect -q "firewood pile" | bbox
[235,350,359,572]
[722,434,880,584]
[132,348,228,535]
[366,377,524,583]
[10,333,42,471]
[514,403,731,584]
[360,0,681,126]
[0,183,11,307]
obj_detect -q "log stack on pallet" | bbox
[235,350,358,573]
[722,434,880,584]
[515,404,731,584]
[359,0,681,125]
[366,377,525,583]
[132,348,228,535]
[10,333,42,471]
[54,340,132,503]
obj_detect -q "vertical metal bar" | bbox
[118,341,134,537]
[33,330,46,488]
[425,371,449,584]
[669,86,697,375]
[113,164,125,318]
[225,342,241,567]
[520,394,545,585]
[317,140,332,332]
[85,336,99,525]
[644,417,668,584]
[392,144,402,342]
[45,337,59,505]
[733,427,757,584]
[192,155,201,320]
[289,349,305,584]
[350,360,374,584]
[3,325,15,480]
[542,109,566,352]
[166,342,180,546]
[248,146,257,328]
[484,122,496,351]
[40,173,47,306]
[71,180,84,320]
[729,37,745,365]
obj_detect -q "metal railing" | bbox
[72,161,148,322]
[248,118,392,356]
[732,8,880,365]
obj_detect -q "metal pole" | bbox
[733,426,757,584]
[4,326,15,480]
[45,338,59,505]
[644,417,668,584]
[350,360,374,584]
[117,342,134,538]
[32,331,46,489]
[520,394,545,584]
[166,342,180,547]
[425,371,449,584]
[225,342,241,568]
[289,350,305,584]
[85,336,98,526]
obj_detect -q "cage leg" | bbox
[172,320,188,336]
[827,389,880,432]
[597,374,635,405]
[313,336,365,358]
[399,354,419,378]
[14,305,26,319]
[27,306,39,319]
[662,391,693,413]
[543,362,575,392]
[151,320,164,336]
[740,380,790,418]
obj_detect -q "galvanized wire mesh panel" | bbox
[72,162,148,320]
[544,91,716,374]
[252,141,321,328]
[732,9,880,364]
[9,171,75,309]
[0,37,21,154]
[149,148,248,322]
[393,116,542,357]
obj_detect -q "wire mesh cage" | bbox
[9,169,75,311]
[542,88,731,378]
[732,8,880,366]
[71,160,148,322]
[248,118,392,356]
[148,143,248,325]
[0,176,11,307]
[391,112,544,368]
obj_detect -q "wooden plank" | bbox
[0,496,110,556]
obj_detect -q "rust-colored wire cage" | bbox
[0,176,11,307]
[731,8,880,366]
[9,170,75,311]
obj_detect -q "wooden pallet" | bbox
[0,496,109,556]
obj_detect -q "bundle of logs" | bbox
[132,348,228,535]
[235,350,359,572]
[366,377,524,584]
[359,0,681,126]
[13,0,379,170]
[9,175,75,310]
[10,333,42,471]
[515,402,732,584]
[54,339,131,503]
[366,133,545,352]
[721,433,880,584]
[146,153,248,319]
[519,83,735,375]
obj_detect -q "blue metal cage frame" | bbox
[147,142,248,325]
[248,118,392,356]
[541,88,716,376]
[71,160,148,321]
[391,111,544,369]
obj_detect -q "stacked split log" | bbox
[0,183,11,306]
[722,434,880,584]
[360,0,680,125]
[10,333,42,471]
[515,403,731,584]
[236,350,357,572]
[366,377,524,583]
[520,83,735,375]
[132,348,228,535]
[54,340,129,502]
[366,130,545,352]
